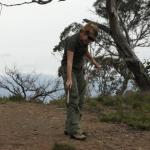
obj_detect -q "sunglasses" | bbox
[84,30,95,42]
[87,36,95,42]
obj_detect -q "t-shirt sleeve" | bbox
[66,38,76,52]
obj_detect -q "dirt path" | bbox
[0,102,149,150]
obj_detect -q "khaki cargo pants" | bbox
[61,66,87,135]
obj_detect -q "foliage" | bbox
[88,91,150,130]
[94,0,150,47]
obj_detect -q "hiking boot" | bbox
[64,130,87,136]
[64,130,69,135]
[70,133,87,140]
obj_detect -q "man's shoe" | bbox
[70,133,86,140]
[64,130,87,136]
[64,130,69,135]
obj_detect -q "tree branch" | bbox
[0,0,65,7]
[106,0,150,90]
[0,1,35,7]
[118,14,131,46]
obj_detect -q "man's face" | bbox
[80,30,95,45]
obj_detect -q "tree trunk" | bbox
[106,0,150,91]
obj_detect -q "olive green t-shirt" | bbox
[61,32,88,70]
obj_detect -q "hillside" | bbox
[0,100,150,150]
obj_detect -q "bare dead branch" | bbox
[0,1,35,7]
[0,0,66,7]
[0,66,63,101]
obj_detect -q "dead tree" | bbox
[0,66,63,101]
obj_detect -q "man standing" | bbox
[60,23,100,140]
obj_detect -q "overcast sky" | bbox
[0,0,149,76]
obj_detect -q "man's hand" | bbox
[66,78,72,90]
[94,62,101,71]
[92,58,101,71]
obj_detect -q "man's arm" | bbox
[85,51,101,69]
[66,50,74,89]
